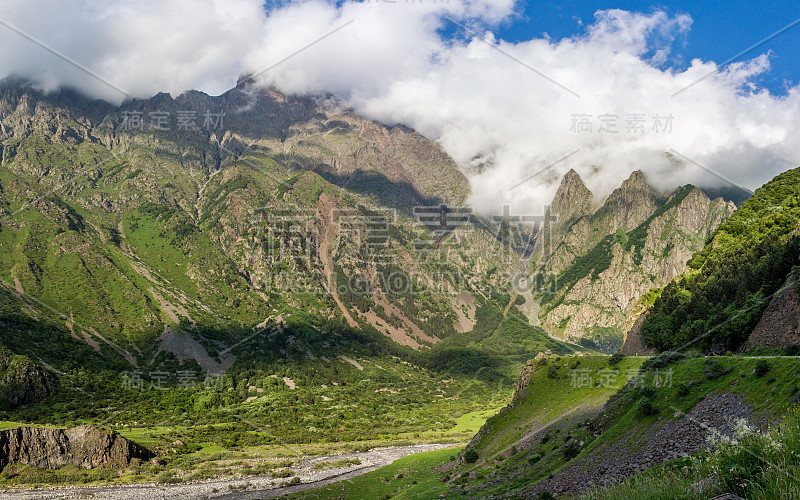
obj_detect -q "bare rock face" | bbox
[551,169,595,229]
[620,312,655,356]
[593,170,659,235]
[526,392,751,497]
[745,270,800,350]
[0,425,149,471]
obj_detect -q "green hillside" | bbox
[641,166,800,353]
[407,353,800,499]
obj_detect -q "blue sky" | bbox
[489,1,800,95]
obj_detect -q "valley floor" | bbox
[0,443,459,500]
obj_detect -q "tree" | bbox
[463,449,479,464]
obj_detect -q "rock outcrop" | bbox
[745,269,800,351]
[620,312,655,356]
[0,425,149,471]
[620,294,657,356]
[550,169,595,229]
[593,170,659,235]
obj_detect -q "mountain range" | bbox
[3,77,800,499]
[0,78,746,405]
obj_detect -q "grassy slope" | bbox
[283,446,461,500]
[471,355,646,461]
[574,357,800,500]
[453,355,800,498]
[336,355,800,499]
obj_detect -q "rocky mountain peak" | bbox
[614,170,656,201]
[551,169,594,226]
[596,169,659,232]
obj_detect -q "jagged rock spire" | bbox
[596,170,659,232]
[551,169,594,227]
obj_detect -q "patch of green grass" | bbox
[195,443,226,455]
[446,408,503,435]
[284,446,461,499]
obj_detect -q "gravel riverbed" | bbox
[0,443,460,500]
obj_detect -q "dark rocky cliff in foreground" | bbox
[0,424,149,471]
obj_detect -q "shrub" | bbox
[754,359,771,377]
[463,449,479,464]
[642,351,685,371]
[537,492,556,500]
[706,418,780,497]
[563,440,581,460]
[784,345,800,356]
[547,365,559,379]
[639,386,656,399]
[609,352,625,366]
[676,383,690,397]
[528,453,542,464]
[704,359,729,379]
[635,398,658,416]
[580,409,800,498]
[156,471,180,484]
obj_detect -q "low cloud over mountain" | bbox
[2,0,799,212]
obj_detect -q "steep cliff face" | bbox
[550,169,595,229]
[535,171,736,351]
[745,269,800,351]
[620,313,655,356]
[0,425,149,471]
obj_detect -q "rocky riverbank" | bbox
[0,443,459,500]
